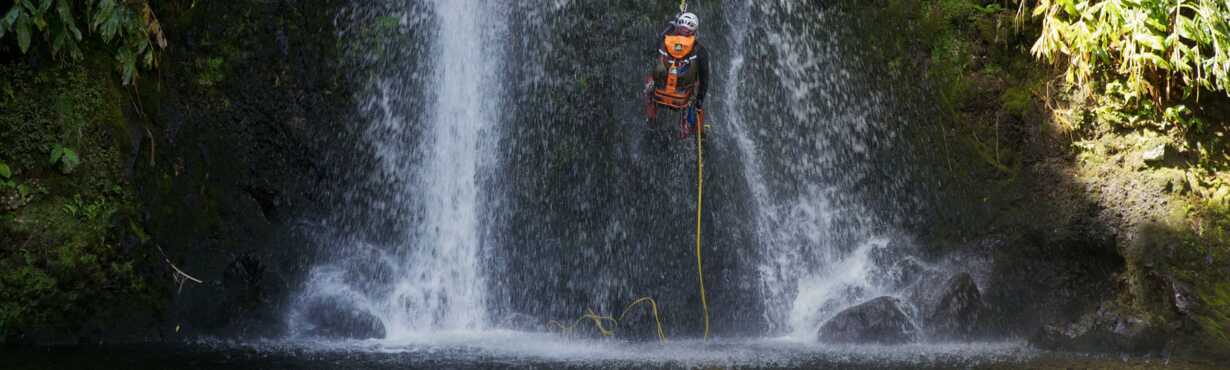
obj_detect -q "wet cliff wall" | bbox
[842,0,1229,360]
[1,0,352,343]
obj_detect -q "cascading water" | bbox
[289,0,506,338]
[720,0,927,338]
[11,0,1173,367]
[294,0,947,343]
[381,0,503,335]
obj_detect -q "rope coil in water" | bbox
[546,108,710,343]
[545,297,666,343]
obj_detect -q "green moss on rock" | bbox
[0,61,157,338]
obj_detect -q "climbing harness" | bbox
[652,37,700,109]
[650,1,700,110]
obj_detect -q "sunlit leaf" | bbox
[16,12,31,52]
[1031,0,1230,100]
[3,5,21,26]
[1137,52,1171,70]
[32,13,45,31]
[49,143,64,165]
[51,24,64,53]
[57,0,78,40]
[1134,33,1165,51]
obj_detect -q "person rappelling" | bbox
[639,8,714,341]
[644,11,709,139]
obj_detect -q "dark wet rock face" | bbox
[299,298,385,339]
[128,0,353,339]
[1029,302,1162,354]
[818,296,917,344]
[223,255,268,311]
[923,273,987,339]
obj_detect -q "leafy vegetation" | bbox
[1020,1,1230,354]
[0,63,111,170]
[865,0,1038,177]
[195,56,225,87]
[854,0,1229,357]
[0,61,157,337]
[1023,0,1229,239]
[0,0,167,84]
[48,144,80,175]
[1028,0,1230,105]
[62,193,113,222]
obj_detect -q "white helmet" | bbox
[676,12,699,32]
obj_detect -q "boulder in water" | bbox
[817,296,917,344]
[1030,301,1162,353]
[872,257,929,289]
[924,272,987,339]
[299,297,385,339]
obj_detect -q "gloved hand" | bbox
[682,105,702,136]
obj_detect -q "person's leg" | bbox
[678,105,698,139]
[642,105,673,154]
[643,77,658,122]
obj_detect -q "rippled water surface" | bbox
[5,332,1220,369]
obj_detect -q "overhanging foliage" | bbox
[1028,0,1230,103]
[0,0,166,85]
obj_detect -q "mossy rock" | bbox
[1000,85,1032,118]
[0,60,154,338]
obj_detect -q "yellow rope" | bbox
[545,107,711,343]
[679,0,687,12]
[581,309,617,337]
[618,297,667,343]
[545,297,668,343]
[694,111,710,340]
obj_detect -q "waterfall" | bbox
[380,0,502,336]
[722,1,919,338]
[289,0,506,338]
[290,0,926,341]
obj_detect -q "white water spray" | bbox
[379,0,502,337]
[292,0,504,338]
[722,0,911,338]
